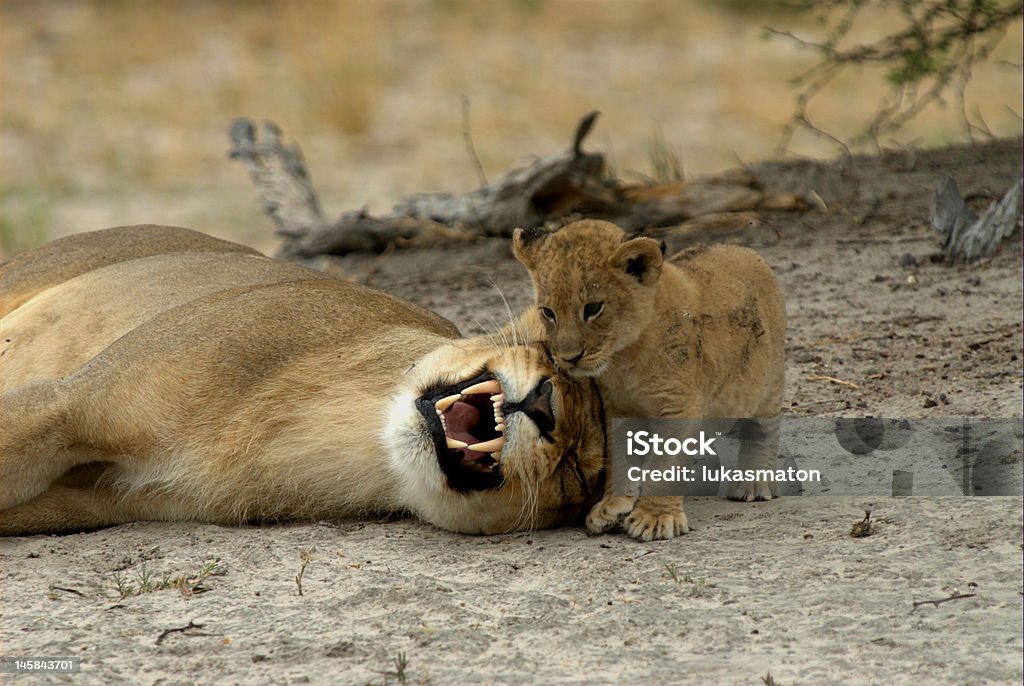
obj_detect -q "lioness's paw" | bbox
[726,480,778,502]
[585,495,637,534]
[623,496,689,541]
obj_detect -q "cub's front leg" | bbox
[587,493,689,541]
[725,415,781,502]
[585,412,692,541]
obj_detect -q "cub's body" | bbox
[514,220,786,540]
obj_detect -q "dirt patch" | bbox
[1,140,1021,685]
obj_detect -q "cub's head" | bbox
[513,219,664,377]
[386,342,606,534]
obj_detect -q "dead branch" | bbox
[930,175,1022,264]
[229,112,808,257]
[228,119,326,238]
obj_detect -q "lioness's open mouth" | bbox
[416,372,556,492]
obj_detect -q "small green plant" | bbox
[370,651,412,686]
[110,559,222,599]
[664,563,708,585]
[391,652,409,685]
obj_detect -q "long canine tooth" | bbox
[446,437,469,450]
[462,380,501,396]
[435,394,462,412]
[467,436,505,453]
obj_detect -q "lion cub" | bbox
[512,219,785,541]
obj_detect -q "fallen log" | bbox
[229,112,807,257]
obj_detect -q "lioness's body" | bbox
[0,226,604,536]
[514,220,786,540]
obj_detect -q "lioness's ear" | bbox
[512,227,546,268]
[609,237,664,286]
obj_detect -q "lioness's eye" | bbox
[583,301,604,321]
[539,306,556,322]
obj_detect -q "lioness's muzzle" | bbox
[416,373,557,492]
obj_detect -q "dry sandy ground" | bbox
[1,140,1022,685]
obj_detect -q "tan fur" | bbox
[0,226,606,536]
[513,219,786,541]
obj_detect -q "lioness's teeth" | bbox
[490,393,504,403]
[467,436,505,453]
[462,379,501,396]
[495,422,506,433]
[435,394,461,412]
[446,437,469,450]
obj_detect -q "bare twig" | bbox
[806,374,862,390]
[155,619,214,645]
[296,547,315,596]
[911,592,978,612]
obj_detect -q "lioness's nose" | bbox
[504,377,555,438]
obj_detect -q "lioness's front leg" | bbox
[0,485,122,536]
[0,381,87,510]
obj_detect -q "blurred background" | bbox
[2,0,1021,259]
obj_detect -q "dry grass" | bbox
[1,0,1021,259]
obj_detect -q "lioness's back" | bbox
[0,225,259,316]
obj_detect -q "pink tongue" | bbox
[445,401,487,459]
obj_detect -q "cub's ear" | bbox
[512,227,547,268]
[609,237,664,285]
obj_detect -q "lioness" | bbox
[0,225,606,536]
[512,219,786,541]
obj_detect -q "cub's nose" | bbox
[558,350,584,366]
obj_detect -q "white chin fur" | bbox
[382,387,503,532]
[383,388,447,498]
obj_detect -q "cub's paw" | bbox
[726,480,778,502]
[623,496,689,542]
[585,495,638,534]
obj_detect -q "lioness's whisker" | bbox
[487,278,522,348]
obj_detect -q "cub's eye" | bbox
[539,306,556,322]
[583,301,604,321]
